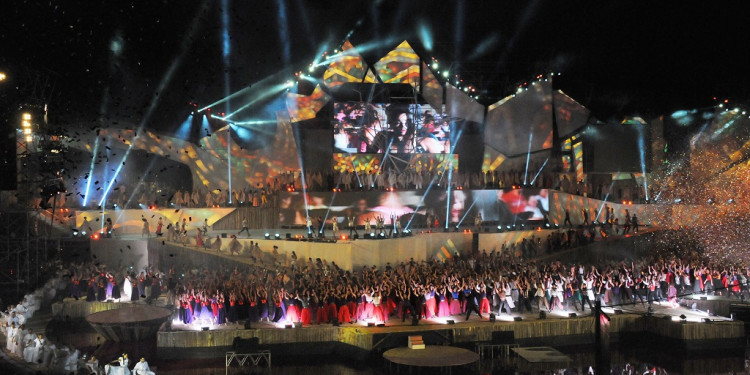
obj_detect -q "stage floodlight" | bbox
[489,313,496,322]
[539,311,547,319]
[274,233,280,239]
[702,318,711,323]
[568,313,577,318]
[513,316,523,322]
[201,327,209,331]
[284,324,293,329]
[367,322,375,327]
[264,233,270,239]
[614,309,623,315]
[446,320,455,325]
[72,229,79,237]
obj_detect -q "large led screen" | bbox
[333,102,451,154]
[278,188,549,228]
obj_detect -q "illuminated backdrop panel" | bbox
[278,188,549,228]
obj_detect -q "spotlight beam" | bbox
[530,157,549,186]
[223,83,288,119]
[125,155,161,208]
[82,136,100,207]
[456,198,478,228]
[404,175,439,231]
[198,68,292,113]
[100,0,209,206]
[523,130,534,185]
[445,169,453,229]
[275,0,291,67]
[595,178,618,222]
[636,126,649,201]
[198,86,253,112]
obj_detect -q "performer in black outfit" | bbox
[464,286,482,321]
[348,216,358,237]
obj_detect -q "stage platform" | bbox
[49,296,744,356]
[383,345,479,370]
[86,304,172,342]
[154,309,743,354]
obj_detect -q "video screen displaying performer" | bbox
[333,102,452,154]
[277,189,549,228]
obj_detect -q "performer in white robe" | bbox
[106,354,131,375]
[64,349,80,373]
[12,325,26,357]
[87,355,104,375]
[123,275,133,300]
[24,334,44,363]
[133,357,156,375]
[6,323,16,351]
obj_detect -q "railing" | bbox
[225,351,271,374]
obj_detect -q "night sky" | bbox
[2,0,750,132]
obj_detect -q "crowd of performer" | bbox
[0,267,157,374]
[46,245,749,331]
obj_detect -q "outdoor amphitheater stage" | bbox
[52,298,744,360]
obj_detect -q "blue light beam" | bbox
[82,136,100,207]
